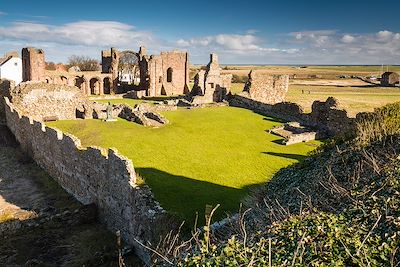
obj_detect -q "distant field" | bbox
[48,107,319,225]
[287,84,400,116]
[194,65,400,80]
[229,82,400,116]
[190,65,400,76]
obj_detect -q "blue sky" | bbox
[0,0,399,64]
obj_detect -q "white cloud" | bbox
[0,19,399,64]
[0,21,156,47]
[376,30,393,42]
[176,33,295,55]
[286,29,400,64]
[0,11,7,16]
[341,34,356,43]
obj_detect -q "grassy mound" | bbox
[167,102,400,266]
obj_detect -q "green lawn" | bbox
[48,106,319,225]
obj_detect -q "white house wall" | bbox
[0,57,23,85]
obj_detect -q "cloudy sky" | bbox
[0,0,399,65]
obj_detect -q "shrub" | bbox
[356,101,400,146]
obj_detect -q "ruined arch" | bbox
[118,51,139,85]
[89,77,101,95]
[167,67,173,83]
[103,77,111,94]
[75,76,88,94]
[60,76,68,85]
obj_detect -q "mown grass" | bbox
[48,107,319,224]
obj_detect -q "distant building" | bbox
[381,72,399,87]
[0,52,22,85]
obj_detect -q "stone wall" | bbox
[229,94,355,137]
[5,82,92,121]
[0,79,15,123]
[241,70,289,104]
[22,47,45,82]
[4,98,169,263]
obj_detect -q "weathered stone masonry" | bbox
[4,97,168,263]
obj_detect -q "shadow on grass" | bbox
[271,139,286,145]
[136,167,260,227]
[262,151,307,162]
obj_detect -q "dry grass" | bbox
[286,84,400,117]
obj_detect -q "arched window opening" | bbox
[167,68,173,83]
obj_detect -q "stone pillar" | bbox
[110,47,119,94]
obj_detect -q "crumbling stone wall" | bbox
[240,70,289,104]
[189,53,232,104]
[22,47,45,82]
[229,95,355,137]
[309,97,355,136]
[92,102,169,127]
[101,50,112,73]
[5,82,92,121]
[139,49,189,97]
[4,98,169,263]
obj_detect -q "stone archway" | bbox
[103,77,111,94]
[118,51,139,85]
[90,77,101,95]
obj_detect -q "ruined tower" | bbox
[22,47,45,82]
[190,53,232,103]
[101,50,112,73]
[110,47,119,94]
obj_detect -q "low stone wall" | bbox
[230,94,305,123]
[2,81,92,121]
[230,94,355,137]
[4,97,168,263]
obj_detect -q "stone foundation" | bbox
[2,81,92,121]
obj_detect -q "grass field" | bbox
[48,107,319,225]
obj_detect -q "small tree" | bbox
[45,61,56,70]
[68,55,100,71]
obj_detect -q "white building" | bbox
[0,55,22,85]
